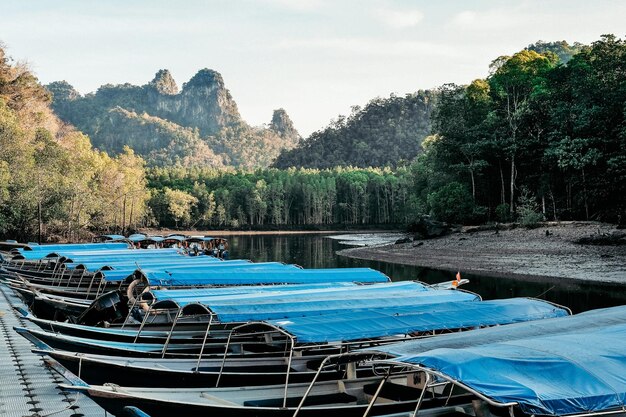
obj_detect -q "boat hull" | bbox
[80,388,424,417]
[49,352,345,387]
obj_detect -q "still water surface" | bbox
[227,233,626,313]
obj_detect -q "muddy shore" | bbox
[338,222,626,284]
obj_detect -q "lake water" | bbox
[227,233,626,314]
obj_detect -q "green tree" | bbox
[164,188,198,228]
[427,182,475,224]
[516,186,543,227]
[489,50,556,214]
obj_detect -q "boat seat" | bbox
[434,394,476,407]
[363,383,474,406]
[363,382,475,408]
[363,382,423,402]
[243,392,357,408]
[200,392,239,406]
[305,358,324,370]
[437,412,474,417]
[192,364,290,373]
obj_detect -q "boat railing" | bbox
[130,301,186,341]
[524,296,573,315]
[194,313,215,370]
[128,300,220,362]
[290,351,406,417]
[216,321,297,408]
[374,360,518,417]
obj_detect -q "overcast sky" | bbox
[2,0,625,136]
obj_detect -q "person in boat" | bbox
[217,239,226,258]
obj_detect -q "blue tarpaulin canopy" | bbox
[185,236,215,242]
[147,282,359,301]
[267,298,569,343]
[150,280,425,303]
[142,267,390,287]
[57,248,179,257]
[67,255,227,272]
[128,234,147,240]
[71,258,246,272]
[127,235,164,243]
[13,248,182,261]
[90,263,302,283]
[12,242,130,254]
[96,262,279,282]
[95,234,127,241]
[94,269,136,282]
[209,290,476,322]
[162,236,185,242]
[182,280,429,304]
[373,306,626,416]
[367,305,624,357]
[127,263,302,285]
[136,261,297,275]
[55,249,183,263]
[151,282,477,321]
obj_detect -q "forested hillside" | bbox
[274,91,435,168]
[421,35,626,223]
[47,69,301,168]
[150,37,626,227]
[1,35,624,240]
[0,45,149,241]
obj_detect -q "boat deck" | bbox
[0,284,106,417]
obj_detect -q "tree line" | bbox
[146,166,418,228]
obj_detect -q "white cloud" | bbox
[374,7,424,28]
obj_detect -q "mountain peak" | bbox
[46,80,81,101]
[270,108,299,135]
[150,69,178,95]
[269,108,301,148]
[183,68,225,90]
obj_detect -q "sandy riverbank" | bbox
[338,222,626,284]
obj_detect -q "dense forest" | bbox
[0,36,624,240]
[147,167,416,228]
[422,35,626,223]
[0,45,149,241]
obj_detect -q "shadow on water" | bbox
[227,233,626,314]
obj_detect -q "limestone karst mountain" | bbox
[47,69,300,168]
[269,108,301,147]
